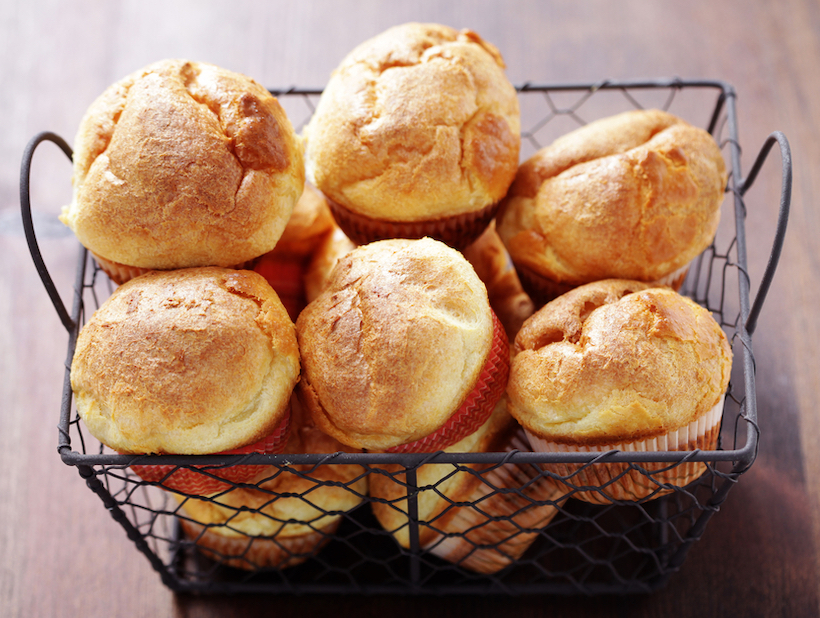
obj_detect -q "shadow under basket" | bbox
[20,78,791,595]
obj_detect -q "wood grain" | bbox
[2,1,819,616]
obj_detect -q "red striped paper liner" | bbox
[252,254,308,321]
[386,311,510,454]
[130,405,292,496]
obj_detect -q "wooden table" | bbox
[2,1,818,616]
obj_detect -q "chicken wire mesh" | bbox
[21,78,791,595]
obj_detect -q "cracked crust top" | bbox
[70,267,300,454]
[495,109,728,284]
[61,59,305,270]
[507,279,732,445]
[295,237,494,450]
[303,23,520,221]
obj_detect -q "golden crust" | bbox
[61,59,305,269]
[507,280,732,445]
[71,267,300,454]
[461,220,535,341]
[296,238,493,450]
[304,23,520,221]
[495,110,727,284]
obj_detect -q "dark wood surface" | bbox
[2,1,819,616]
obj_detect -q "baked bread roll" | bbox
[370,396,563,574]
[296,237,509,452]
[303,226,357,304]
[176,395,367,570]
[461,221,535,341]
[262,182,336,260]
[304,23,520,249]
[70,267,300,494]
[253,182,337,320]
[507,279,732,503]
[61,59,305,283]
[495,109,727,305]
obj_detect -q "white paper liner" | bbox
[422,427,565,574]
[92,251,257,286]
[525,395,725,504]
[652,261,691,291]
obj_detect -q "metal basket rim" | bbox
[21,75,791,596]
[25,77,759,480]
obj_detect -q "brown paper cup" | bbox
[513,260,692,308]
[326,197,498,250]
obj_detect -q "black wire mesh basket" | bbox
[20,78,792,595]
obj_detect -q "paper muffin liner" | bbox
[179,516,340,571]
[524,396,724,505]
[130,405,292,496]
[386,311,510,453]
[325,196,498,250]
[252,253,308,321]
[423,426,565,574]
[513,260,693,308]
[512,261,578,307]
[651,262,691,291]
[91,251,258,286]
[91,252,152,286]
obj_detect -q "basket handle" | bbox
[20,131,75,332]
[738,132,792,336]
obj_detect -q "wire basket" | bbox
[20,78,792,595]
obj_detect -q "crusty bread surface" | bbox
[71,267,300,455]
[507,279,732,445]
[304,23,520,221]
[461,220,535,340]
[61,59,305,270]
[495,109,727,285]
[296,237,494,450]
